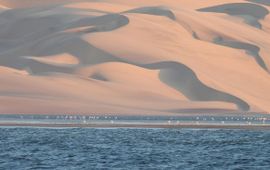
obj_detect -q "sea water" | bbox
[1,128,270,169]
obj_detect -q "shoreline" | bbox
[1,122,270,130]
[1,114,270,130]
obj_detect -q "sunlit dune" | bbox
[0,4,9,9]
[0,0,76,8]
[0,66,28,75]
[65,2,132,13]
[24,54,80,66]
[0,0,269,115]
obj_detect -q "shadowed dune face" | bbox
[90,72,109,82]
[68,13,129,33]
[123,6,176,20]
[143,62,250,111]
[214,37,268,72]
[246,0,270,6]
[0,8,129,74]
[0,0,270,115]
[198,3,269,28]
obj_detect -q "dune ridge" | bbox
[0,0,78,8]
[246,0,270,6]
[213,37,268,72]
[198,3,269,29]
[143,62,250,111]
[123,6,176,20]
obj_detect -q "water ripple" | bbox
[0,128,270,169]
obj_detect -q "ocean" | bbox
[1,128,270,169]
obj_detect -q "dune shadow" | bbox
[197,3,269,29]
[143,61,250,111]
[0,3,252,111]
[246,0,270,6]
[214,37,268,72]
[0,7,129,74]
[123,6,176,20]
[168,108,237,114]
[67,13,129,33]
[90,72,109,82]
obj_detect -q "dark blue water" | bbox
[1,128,270,169]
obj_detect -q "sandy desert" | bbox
[0,0,270,115]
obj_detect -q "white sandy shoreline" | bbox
[1,113,270,130]
[1,122,270,130]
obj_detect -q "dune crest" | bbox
[124,6,176,20]
[0,66,28,75]
[213,37,268,72]
[24,54,79,66]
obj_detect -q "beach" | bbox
[1,114,270,130]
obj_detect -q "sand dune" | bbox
[0,66,28,75]
[0,0,78,8]
[198,3,269,28]
[24,54,79,66]
[124,6,176,20]
[68,13,129,33]
[0,0,270,115]
[214,37,268,72]
[0,10,128,73]
[0,4,8,9]
[64,2,131,13]
[247,0,270,6]
[143,62,250,111]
